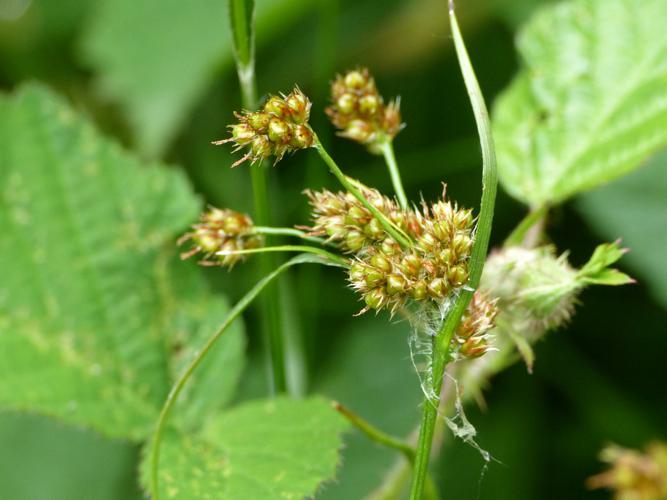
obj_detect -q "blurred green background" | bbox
[1,0,665,498]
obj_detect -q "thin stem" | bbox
[503,204,548,248]
[149,254,328,499]
[218,245,349,267]
[409,2,498,498]
[378,140,409,209]
[312,136,413,248]
[252,226,329,246]
[228,0,291,395]
[333,401,416,460]
[334,402,440,500]
[229,0,256,105]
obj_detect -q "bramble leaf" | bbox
[493,0,667,207]
[144,397,349,499]
[0,84,244,439]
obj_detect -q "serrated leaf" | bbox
[577,241,634,286]
[578,150,667,307]
[0,84,244,440]
[80,0,311,157]
[493,0,667,207]
[578,268,634,287]
[579,242,627,276]
[146,397,349,499]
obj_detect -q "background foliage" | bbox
[0,0,665,498]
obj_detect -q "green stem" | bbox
[219,245,349,267]
[333,401,416,460]
[503,204,548,248]
[229,0,255,98]
[378,140,409,209]
[228,0,291,395]
[252,226,328,246]
[409,2,498,498]
[149,254,329,499]
[312,136,413,248]
[334,402,440,500]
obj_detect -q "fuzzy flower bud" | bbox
[480,242,632,370]
[587,442,667,499]
[213,87,314,167]
[326,68,403,153]
[178,207,263,268]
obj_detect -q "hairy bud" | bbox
[480,242,632,369]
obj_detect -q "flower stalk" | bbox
[149,254,335,499]
[377,139,409,209]
[227,0,291,394]
[409,2,498,498]
[312,135,413,249]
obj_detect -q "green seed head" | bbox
[336,93,356,114]
[364,288,385,310]
[386,274,407,295]
[268,117,291,143]
[264,96,288,117]
[247,112,270,133]
[284,88,311,124]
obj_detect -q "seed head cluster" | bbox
[587,442,667,499]
[454,292,497,359]
[213,87,314,167]
[305,182,476,315]
[326,68,402,152]
[178,207,263,268]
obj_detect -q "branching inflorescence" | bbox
[184,73,498,360]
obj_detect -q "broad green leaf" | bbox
[146,397,349,499]
[578,150,667,307]
[0,412,142,500]
[80,0,311,157]
[0,84,244,439]
[493,0,667,207]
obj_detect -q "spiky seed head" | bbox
[326,68,403,152]
[587,442,667,498]
[213,87,314,167]
[179,207,263,268]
